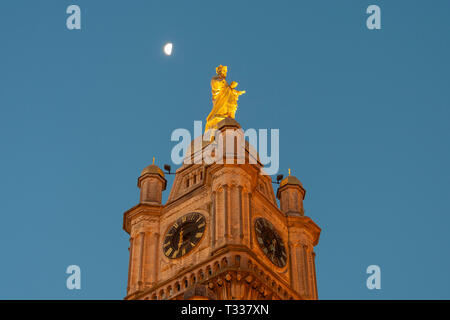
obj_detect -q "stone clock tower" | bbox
[123,66,321,300]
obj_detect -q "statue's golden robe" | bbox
[205,68,245,133]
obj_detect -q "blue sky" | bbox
[0,0,449,299]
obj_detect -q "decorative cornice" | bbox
[137,172,167,190]
[123,203,163,234]
[287,215,321,246]
[276,183,306,200]
[126,246,302,300]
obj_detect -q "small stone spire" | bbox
[138,161,166,204]
[277,170,305,216]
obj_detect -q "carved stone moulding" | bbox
[130,250,300,300]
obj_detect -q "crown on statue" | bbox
[216,65,227,76]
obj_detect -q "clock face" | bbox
[254,218,287,268]
[163,212,206,259]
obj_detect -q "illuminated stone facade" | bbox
[123,119,321,300]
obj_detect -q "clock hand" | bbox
[270,239,277,257]
[178,229,184,250]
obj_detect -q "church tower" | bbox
[123,66,321,300]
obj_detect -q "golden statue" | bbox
[205,65,246,133]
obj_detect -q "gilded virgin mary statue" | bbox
[204,65,246,133]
